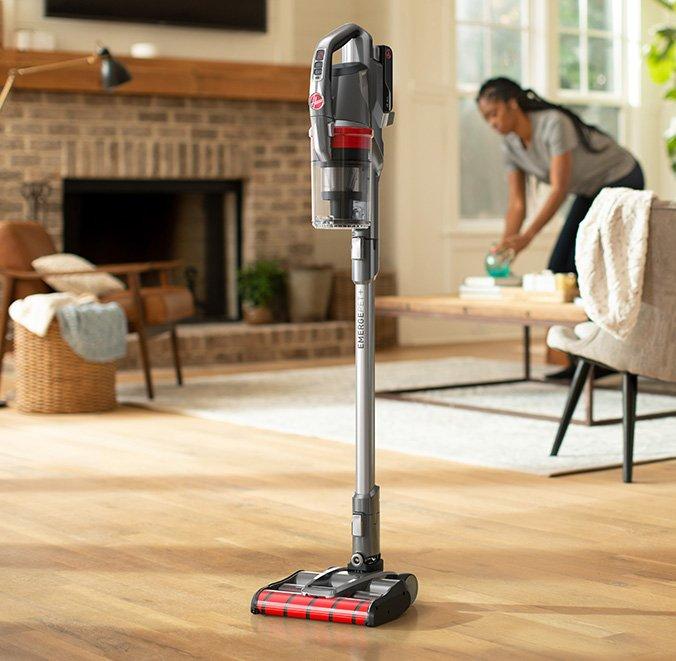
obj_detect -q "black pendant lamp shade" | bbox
[97,47,132,89]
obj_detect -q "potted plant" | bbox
[237,260,285,324]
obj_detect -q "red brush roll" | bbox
[254,589,371,625]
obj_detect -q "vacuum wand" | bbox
[251,23,416,627]
[350,182,380,570]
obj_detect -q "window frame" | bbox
[556,0,624,100]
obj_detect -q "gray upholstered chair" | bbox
[547,199,676,482]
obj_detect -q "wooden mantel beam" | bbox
[0,48,310,103]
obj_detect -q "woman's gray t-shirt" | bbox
[501,110,635,197]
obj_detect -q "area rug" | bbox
[118,357,676,476]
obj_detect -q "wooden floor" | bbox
[0,341,675,659]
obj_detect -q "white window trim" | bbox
[552,0,626,144]
[555,0,623,96]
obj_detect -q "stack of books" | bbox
[459,271,579,303]
[459,275,521,300]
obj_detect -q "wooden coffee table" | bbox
[374,295,619,426]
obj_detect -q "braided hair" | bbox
[476,77,607,153]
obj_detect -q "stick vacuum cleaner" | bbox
[251,24,418,628]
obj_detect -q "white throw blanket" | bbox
[9,292,96,337]
[575,187,654,340]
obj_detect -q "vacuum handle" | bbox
[310,23,362,116]
[309,23,369,161]
[377,45,393,114]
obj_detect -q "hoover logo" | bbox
[309,92,324,110]
[356,288,366,350]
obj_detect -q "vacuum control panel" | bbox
[313,49,325,80]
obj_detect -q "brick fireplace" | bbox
[0,87,396,366]
[2,89,312,264]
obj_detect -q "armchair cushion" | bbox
[548,322,598,351]
[547,322,608,361]
[547,318,674,382]
[101,286,195,326]
[32,253,125,296]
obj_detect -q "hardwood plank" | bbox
[0,398,674,658]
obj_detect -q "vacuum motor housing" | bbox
[312,125,373,230]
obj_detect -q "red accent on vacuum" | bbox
[331,126,373,150]
[254,589,370,625]
[309,92,324,110]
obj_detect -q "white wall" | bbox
[3,0,285,62]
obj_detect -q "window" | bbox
[558,0,620,94]
[557,0,623,150]
[455,0,627,223]
[456,0,530,219]
[456,0,527,87]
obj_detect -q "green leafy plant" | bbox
[237,260,285,308]
[645,1,676,171]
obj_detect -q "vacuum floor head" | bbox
[251,567,417,627]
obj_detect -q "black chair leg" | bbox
[622,372,638,483]
[550,358,591,456]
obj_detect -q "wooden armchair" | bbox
[0,220,195,401]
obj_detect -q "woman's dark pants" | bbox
[547,161,645,274]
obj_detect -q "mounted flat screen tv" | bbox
[45,0,267,32]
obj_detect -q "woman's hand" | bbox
[501,232,532,255]
[498,152,571,258]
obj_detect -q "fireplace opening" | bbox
[62,178,242,321]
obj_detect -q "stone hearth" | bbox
[120,321,355,369]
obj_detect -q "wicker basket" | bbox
[14,321,117,414]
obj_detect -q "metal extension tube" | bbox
[350,173,381,570]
